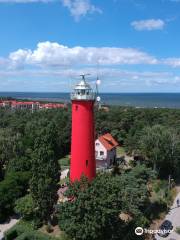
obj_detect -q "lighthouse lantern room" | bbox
[70,75,96,182]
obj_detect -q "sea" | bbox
[0,92,180,109]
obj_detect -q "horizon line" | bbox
[0,91,180,94]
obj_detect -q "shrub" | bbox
[15,231,52,240]
[4,229,18,240]
[4,221,57,240]
[15,232,34,240]
[58,157,70,166]
[60,232,72,240]
[0,171,30,221]
[4,221,33,240]
[15,194,34,220]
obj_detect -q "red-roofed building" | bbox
[0,100,67,111]
[0,102,4,107]
[11,101,40,110]
[39,103,67,109]
[0,100,12,108]
[95,133,119,168]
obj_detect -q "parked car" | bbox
[157,220,173,237]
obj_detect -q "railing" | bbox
[71,93,95,100]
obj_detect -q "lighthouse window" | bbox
[86,160,88,167]
[75,105,78,111]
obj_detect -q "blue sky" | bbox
[1,0,180,92]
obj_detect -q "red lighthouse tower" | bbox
[70,75,96,182]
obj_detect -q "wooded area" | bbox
[1,106,180,240]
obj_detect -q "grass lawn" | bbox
[116,146,125,156]
[58,155,70,168]
[4,220,69,240]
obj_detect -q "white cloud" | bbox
[2,41,180,91]
[0,0,102,22]
[2,41,180,92]
[8,41,158,69]
[163,58,180,67]
[60,0,102,20]
[131,19,165,31]
[0,57,9,67]
[0,0,101,21]
[9,49,32,69]
[4,41,180,71]
[1,67,180,92]
[0,67,176,83]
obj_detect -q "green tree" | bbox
[0,171,30,222]
[120,165,155,218]
[30,123,60,224]
[15,194,34,220]
[58,166,153,240]
[0,128,22,179]
[138,125,180,178]
[58,175,124,240]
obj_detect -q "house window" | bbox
[100,151,104,156]
[86,160,88,167]
[96,142,100,146]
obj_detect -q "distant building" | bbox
[95,133,118,168]
[0,100,67,111]
[0,100,12,108]
[11,101,40,110]
[39,103,67,109]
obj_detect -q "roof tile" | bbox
[98,133,118,151]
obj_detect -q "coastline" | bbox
[1,92,180,109]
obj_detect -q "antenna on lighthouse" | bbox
[79,73,91,82]
[95,61,102,109]
[96,75,101,109]
[96,61,101,109]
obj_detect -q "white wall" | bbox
[95,139,117,167]
[95,139,107,160]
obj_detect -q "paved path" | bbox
[155,192,180,240]
[60,169,69,180]
[0,218,19,239]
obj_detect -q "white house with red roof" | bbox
[95,133,119,168]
